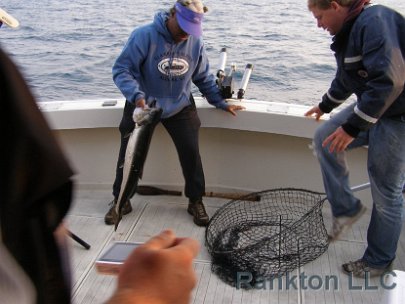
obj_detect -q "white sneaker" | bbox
[329,204,367,241]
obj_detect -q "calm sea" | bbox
[1,0,404,105]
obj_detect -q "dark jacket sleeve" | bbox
[0,47,74,304]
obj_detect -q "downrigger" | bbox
[216,47,253,99]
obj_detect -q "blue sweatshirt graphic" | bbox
[112,11,227,118]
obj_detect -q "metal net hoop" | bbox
[205,188,329,286]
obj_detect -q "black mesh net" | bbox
[205,188,329,287]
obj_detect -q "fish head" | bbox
[137,107,163,126]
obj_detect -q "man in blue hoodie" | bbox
[106,0,244,227]
[305,0,405,277]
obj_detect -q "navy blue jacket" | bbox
[319,4,405,137]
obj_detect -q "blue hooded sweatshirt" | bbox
[112,11,227,119]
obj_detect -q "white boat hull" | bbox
[41,97,371,203]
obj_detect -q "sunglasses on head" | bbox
[177,0,208,12]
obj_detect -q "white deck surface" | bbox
[66,187,405,304]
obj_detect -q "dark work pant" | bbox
[112,100,205,202]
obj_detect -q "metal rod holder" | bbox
[237,63,253,99]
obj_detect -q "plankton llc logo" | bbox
[158,58,189,77]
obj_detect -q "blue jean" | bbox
[313,103,405,268]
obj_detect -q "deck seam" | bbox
[124,202,150,240]
[71,228,115,299]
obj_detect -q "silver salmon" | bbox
[114,107,162,230]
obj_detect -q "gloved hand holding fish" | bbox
[113,106,163,230]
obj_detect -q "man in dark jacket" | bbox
[305,0,405,277]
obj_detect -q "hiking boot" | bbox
[187,199,209,226]
[329,203,366,241]
[104,199,132,225]
[342,259,393,278]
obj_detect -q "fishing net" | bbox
[205,188,329,287]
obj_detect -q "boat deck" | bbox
[67,187,405,304]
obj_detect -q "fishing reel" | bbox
[216,48,253,99]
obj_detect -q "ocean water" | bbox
[1,0,404,105]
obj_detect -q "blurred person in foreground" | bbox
[106,0,244,227]
[305,0,405,278]
[0,9,199,304]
